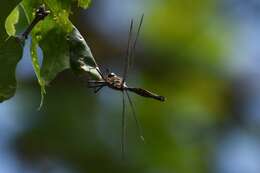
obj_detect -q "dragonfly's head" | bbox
[106,72,125,90]
[108,72,116,78]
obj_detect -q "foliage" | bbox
[0,0,101,106]
[0,0,23,102]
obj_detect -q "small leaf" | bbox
[0,0,22,42]
[5,6,19,36]
[0,37,22,102]
[68,27,102,80]
[31,38,46,109]
[5,4,30,36]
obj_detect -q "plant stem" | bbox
[22,4,50,39]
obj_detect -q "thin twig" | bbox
[22,4,50,39]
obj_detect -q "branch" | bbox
[22,4,50,39]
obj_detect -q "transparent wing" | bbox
[126,91,145,142]
[122,19,134,84]
[121,91,127,159]
[129,14,144,69]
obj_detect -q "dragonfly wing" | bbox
[122,19,134,84]
[129,14,144,68]
[121,91,127,159]
[125,91,145,142]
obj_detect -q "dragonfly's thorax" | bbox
[105,73,127,90]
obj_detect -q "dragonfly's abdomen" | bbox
[127,87,165,101]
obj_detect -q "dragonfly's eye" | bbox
[108,73,116,78]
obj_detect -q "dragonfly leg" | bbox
[94,86,104,93]
[87,81,106,88]
[88,80,105,84]
[97,67,105,79]
[87,84,105,88]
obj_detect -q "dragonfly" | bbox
[87,15,165,158]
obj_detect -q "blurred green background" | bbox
[1,0,260,173]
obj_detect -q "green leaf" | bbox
[0,0,22,42]
[39,26,71,82]
[0,37,22,102]
[0,0,23,102]
[5,4,29,37]
[68,27,102,80]
[5,6,19,36]
[31,38,46,109]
